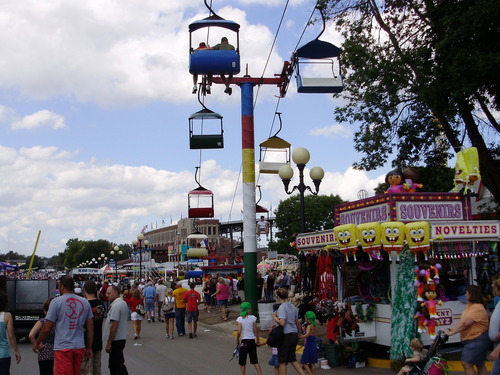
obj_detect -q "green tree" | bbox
[269,194,344,254]
[321,0,500,200]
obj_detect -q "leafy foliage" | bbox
[322,0,500,200]
[269,194,344,254]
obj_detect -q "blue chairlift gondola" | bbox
[189,15,240,76]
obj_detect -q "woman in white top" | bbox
[236,302,263,375]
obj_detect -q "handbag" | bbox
[136,303,145,316]
[162,297,175,312]
[267,324,284,347]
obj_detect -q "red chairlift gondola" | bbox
[188,167,215,219]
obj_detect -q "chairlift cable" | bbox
[253,0,290,108]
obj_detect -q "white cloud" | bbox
[309,124,352,138]
[11,110,66,130]
[0,1,285,108]
[0,145,383,257]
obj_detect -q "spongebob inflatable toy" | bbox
[381,221,406,262]
[334,224,358,262]
[357,222,382,260]
[406,221,431,261]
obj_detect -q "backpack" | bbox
[136,303,145,316]
[162,297,175,312]
[267,325,284,347]
[425,356,448,375]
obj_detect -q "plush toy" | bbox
[422,282,443,319]
[402,179,424,193]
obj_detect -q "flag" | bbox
[162,219,165,225]
[141,225,148,234]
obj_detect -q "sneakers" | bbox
[147,319,151,323]
[170,336,174,340]
[179,333,184,336]
[152,317,155,323]
[189,333,193,339]
[224,87,232,95]
[165,334,170,339]
[192,85,197,94]
[193,333,197,338]
[134,334,138,340]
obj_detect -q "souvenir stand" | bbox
[332,191,499,359]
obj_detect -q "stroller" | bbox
[408,331,449,375]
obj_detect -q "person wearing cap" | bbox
[207,37,235,95]
[236,302,263,375]
[172,282,188,336]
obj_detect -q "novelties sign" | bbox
[431,221,499,239]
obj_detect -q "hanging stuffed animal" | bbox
[452,147,481,196]
[381,221,406,263]
[334,224,359,261]
[406,221,431,261]
[357,222,383,260]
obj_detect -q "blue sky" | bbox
[0,0,389,258]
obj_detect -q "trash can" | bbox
[324,343,344,367]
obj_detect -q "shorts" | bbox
[131,312,144,321]
[239,339,258,366]
[217,299,228,307]
[164,311,175,320]
[278,332,299,364]
[54,348,85,375]
[186,310,199,323]
[145,298,155,312]
[461,331,490,365]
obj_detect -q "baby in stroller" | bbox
[398,338,428,375]
[404,331,449,375]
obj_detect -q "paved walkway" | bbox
[197,301,486,375]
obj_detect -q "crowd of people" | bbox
[2,271,500,375]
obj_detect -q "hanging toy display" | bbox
[452,147,481,196]
[356,222,383,260]
[381,221,406,263]
[421,281,443,339]
[405,221,431,261]
[334,224,359,261]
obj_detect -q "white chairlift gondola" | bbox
[189,107,224,149]
[258,112,291,174]
[293,6,343,94]
[186,232,209,258]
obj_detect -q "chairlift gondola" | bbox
[189,108,224,149]
[292,6,343,94]
[188,167,215,218]
[187,232,209,258]
[189,12,240,77]
[259,112,291,174]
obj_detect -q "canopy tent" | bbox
[0,262,19,272]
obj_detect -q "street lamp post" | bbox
[110,245,123,282]
[133,234,149,281]
[278,147,324,233]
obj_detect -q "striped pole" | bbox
[241,81,259,317]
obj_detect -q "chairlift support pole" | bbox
[210,75,286,318]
